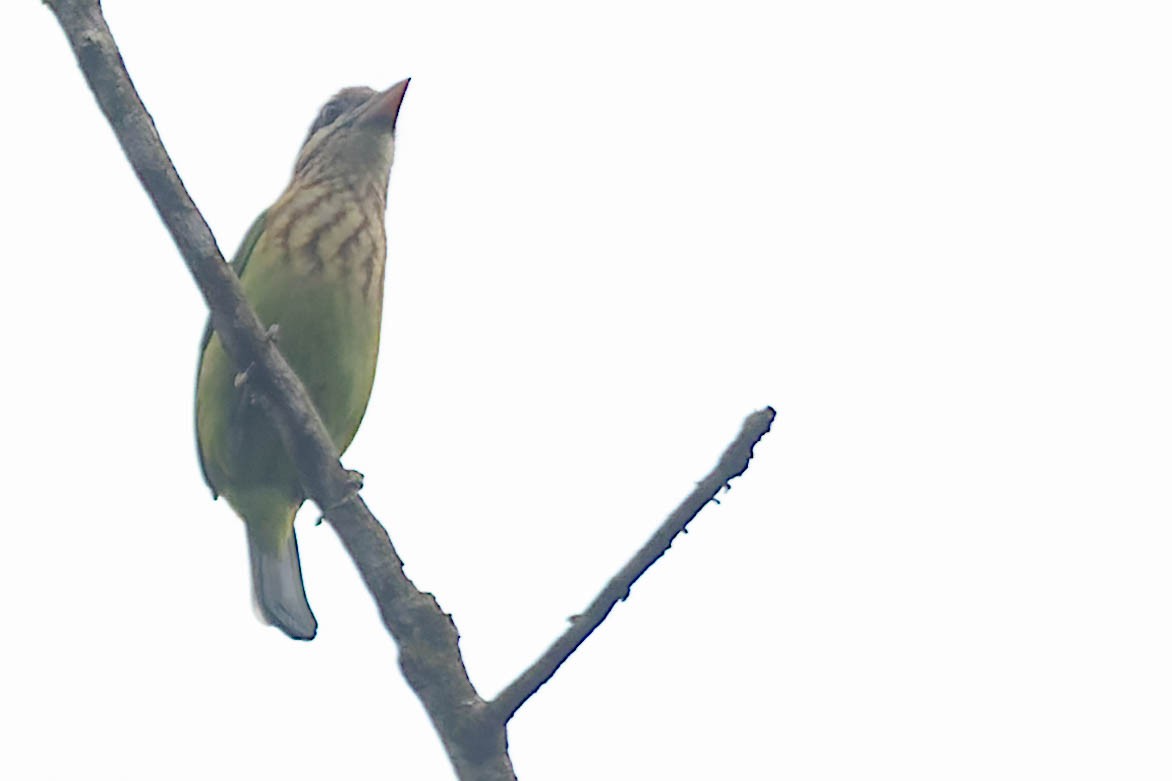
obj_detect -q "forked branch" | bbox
[47,2,775,779]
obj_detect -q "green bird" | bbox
[195,80,409,640]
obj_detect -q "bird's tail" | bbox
[247,522,318,641]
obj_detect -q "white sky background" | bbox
[2,1,1171,778]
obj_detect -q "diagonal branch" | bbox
[46,2,513,779]
[487,406,777,723]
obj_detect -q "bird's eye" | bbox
[318,102,343,127]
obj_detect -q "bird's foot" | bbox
[233,328,276,389]
[343,469,365,492]
[233,363,254,389]
[315,470,366,524]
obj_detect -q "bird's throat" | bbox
[265,179,388,297]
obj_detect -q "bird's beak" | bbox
[360,78,410,131]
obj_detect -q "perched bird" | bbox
[195,80,409,640]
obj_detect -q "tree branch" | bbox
[488,406,776,722]
[46,2,513,779]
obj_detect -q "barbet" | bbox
[195,80,409,640]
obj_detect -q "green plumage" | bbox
[195,81,408,640]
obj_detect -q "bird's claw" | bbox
[233,363,254,389]
[265,324,280,343]
[343,469,365,492]
[317,469,366,522]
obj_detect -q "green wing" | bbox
[194,210,268,496]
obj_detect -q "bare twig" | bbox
[488,407,776,722]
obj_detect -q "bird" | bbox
[194,80,409,640]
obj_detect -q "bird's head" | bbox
[292,79,410,187]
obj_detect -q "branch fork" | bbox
[47,2,775,778]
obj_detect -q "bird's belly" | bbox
[196,185,388,500]
[246,263,384,454]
